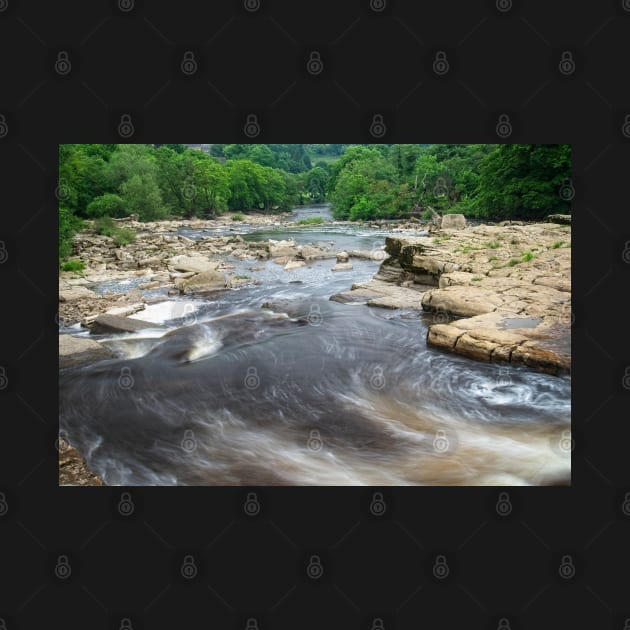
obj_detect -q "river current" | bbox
[59,205,571,486]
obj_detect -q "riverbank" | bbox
[333,220,571,374]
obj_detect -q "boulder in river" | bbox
[168,255,220,274]
[440,214,467,230]
[59,335,114,368]
[90,314,165,335]
[284,260,306,271]
[332,262,353,272]
[178,269,227,294]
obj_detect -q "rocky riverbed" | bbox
[59,211,571,486]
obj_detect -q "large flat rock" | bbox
[90,314,166,335]
[59,335,114,368]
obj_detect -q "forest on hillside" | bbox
[59,143,571,261]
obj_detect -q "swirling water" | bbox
[59,206,571,486]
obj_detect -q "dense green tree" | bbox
[86,193,127,218]
[120,174,166,221]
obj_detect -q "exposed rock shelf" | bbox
[334,222,571,375]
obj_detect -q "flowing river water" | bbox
[59,205,571,486]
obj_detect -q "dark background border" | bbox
[1,1,629,628]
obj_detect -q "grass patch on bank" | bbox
[94,216,136,247]
[112,227,136,246]
[297,216,325,225]
[231,213,245,221]
[548,240,569,249]
[521,251,535,262]
[61,260,85,273]
[487,241,501,249]
[234,274,251,279]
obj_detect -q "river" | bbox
[59,205,571,486]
